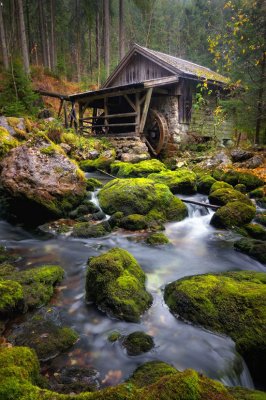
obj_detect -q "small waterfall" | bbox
[91,189,110,221]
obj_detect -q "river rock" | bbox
[244,155,265,169]
[234,238,266,264]
[0,137,87,221]
[122,331,154,356]
[148,168,197,194]
[209,188,253,206]
[1,346,265,399]
[164,270,266,385]
[86,247,152,322]
[98,178,187,222]
[231,149,253,162]
[54,366,100,393]
[210,201,256,229]
[111,159,166,177]
[8,312,78,361]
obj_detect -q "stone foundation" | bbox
[107,136,150,163]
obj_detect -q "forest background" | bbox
[0,0,265,143]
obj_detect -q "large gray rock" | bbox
[0,137,87,220]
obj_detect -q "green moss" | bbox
[72,221,111,238]
[146,233,170,245]
[234,184,247,193]
[210,201,256,229]
[210,181,233,193]
[0,127,19,158]
[127,361,177,388]
[86,178,103,191]
[148,169,197,194]
[122,331,154,356]
[218,171,264,191]
[40,142,65,156]
[111,159,166,178]
[0,346,264,400]
[164,271,266,385]
[98,178,187,222]
[79,149,116,171]
[209,188,253,206]
[9,316,78,361]
[108,331,121,342]
[234,238,266,264]
[0,264,64,311]
[254,212,266,227]
[197,175,216,194]
[86,248,152,322]
[244,223,266,240]
[0,279,23,313]
[249,188,264,199]
[119,214,148,231]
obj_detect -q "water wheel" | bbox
[144,109,169,155]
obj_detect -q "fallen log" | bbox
[182,199,220,210]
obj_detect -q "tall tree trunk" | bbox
[50,0,56,69]
[96,2,100,85]
[103,0,110,77]
[76,0,81,81]
[17,0,30,74]
[255,51,266,144]
[38,0,48,67]
[0,2,9,69]
[45,16,51,69]
[119,0,125,60]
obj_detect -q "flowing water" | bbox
[1,186,264,389]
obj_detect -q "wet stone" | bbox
[53,366,100,394]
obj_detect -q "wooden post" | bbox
[135,93,140,136]
[78,103,84,131]
[58,98,63,117]
[104,97,108,133]
[63,100,69,129]
[139,88,153,133]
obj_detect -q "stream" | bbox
[1,182,265,390]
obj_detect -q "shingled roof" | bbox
[104,44,229,87]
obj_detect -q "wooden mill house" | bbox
[68,44,232,157]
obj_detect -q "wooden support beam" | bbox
[63,101,68,129]
[135,92,140,136]
[84,122,137,128]
[139,88,153,133]
[79,103,84,129]
[81,112,137,121]
[58,99,63,117]
[124,94,136,111]
[104,97,108,131]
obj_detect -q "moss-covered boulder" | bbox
[9,314,78,361]
[148,169,197,194]
[0,126,19,159]
[86,248,152,322]
[244,223,266,241]
[0,346,265,400]
[234,183,247,193]
[122,331,154,356]
[146,232,170,245]
[0,137,87,222]
[218,170,264,191]
[111,159,166,177]
[119,214,149,231]
[72,221,111,238]
[210,201,256,229]
[255,212,266,227]
[234,238,266,264]
[164,271,266,385]
[197,174,216,194]
[210,181,233,193]
[85,178,103,191]
[79,149,116,171]
[0,263,64,312]
[209,188,253,206]
[98,178,187,222]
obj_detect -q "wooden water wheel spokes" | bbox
[144,109,169,155]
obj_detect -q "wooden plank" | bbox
[63,100,68,128]
[86,122,137,127]
[143,75,179,88]
[124,94,136,111]
[104,97,108,130]
[81,112,137,120]
[139,88,153,133]
[37,89,70,100]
